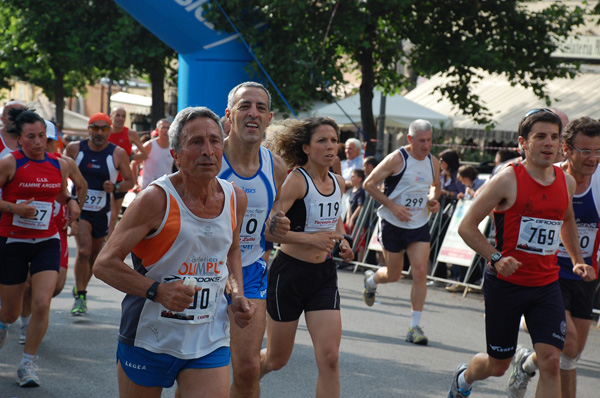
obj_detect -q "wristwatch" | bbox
[114,182,121,193]
[65,195,80,205]
[146,281,160,301]
[490,252,503,270]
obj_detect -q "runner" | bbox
[0,108,79,387]
[65,113,134,316]
[259,116,353,398]
[448,108,595,398]
[93,106,254,397]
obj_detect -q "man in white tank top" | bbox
[362,119,441,345]
[133,119,174,189]
[221,82,290,398]
[93,107,255,397]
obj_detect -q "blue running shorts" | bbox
[116,342,230,388]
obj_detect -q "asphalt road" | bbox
[1,243,599,397]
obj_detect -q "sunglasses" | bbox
[522,108,555,122]
[89,124,111,133]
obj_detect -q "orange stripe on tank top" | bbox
[132,193,181,267]
[230,192,236,232]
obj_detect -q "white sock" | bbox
[367,275,377,290]
[411,310,422,328]
[20,315,31,328]
[523,353,537,374]
[20,353,35,367]
[458,370,472,391]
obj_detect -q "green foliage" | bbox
[0,0,176,125]
[204,0,586,146]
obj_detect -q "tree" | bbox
[0,1,105,127]
[97,5,177,126]
[204,0,585,152]
[0,0,176,128]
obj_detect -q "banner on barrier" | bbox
[368,222,383,252]
[436,199,490,267]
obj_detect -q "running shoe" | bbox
[0,324,7,349]
[71,294,87,316]
[17,360,40,387]
[19,325,27,345]
[447,363,471,397]
[507,345,535,398]
[362,270,376,306]
[406,325,429,345]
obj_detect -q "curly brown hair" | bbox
[267,117,340,168]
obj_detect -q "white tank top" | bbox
[377,147,434,229]
[287,168,342,233]
[120,175,236,359]
[141,139,173,189]
[219,146,277,266]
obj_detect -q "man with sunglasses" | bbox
[65,113,134,316]
[448,109,595,398]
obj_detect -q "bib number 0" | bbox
[158,275,220,324]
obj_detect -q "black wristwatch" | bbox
[65,195,80,205]
[490,252,502,270]
[146,281,160,301]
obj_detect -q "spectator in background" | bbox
[456,165,485,200]
[439,149,465,199]
[491,149,521,176]
[346,169,366,232]
[363,156,378,177]
[445,165,487,293]
[341,138,363,189]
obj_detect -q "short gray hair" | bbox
[345,138,362,155]
[227,81,272,111]
[408,119,432,136]
[169,107,223,154]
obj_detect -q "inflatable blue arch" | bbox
[115,0,253,116]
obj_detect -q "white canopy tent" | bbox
[405,70,600,142]
[301,89,453,130]
[27,99,90,133]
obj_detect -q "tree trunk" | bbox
[53,69,65,130]
[150,63,165,127]
[359,45,376,155]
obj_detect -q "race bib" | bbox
[557,224,598,259]
[307,201,339,230]
[516,216,563,255]
[83,189,107,212]
[158,275,222,324]
[400,192,427,213]
[12,200,53,230]
[240,207,267,246]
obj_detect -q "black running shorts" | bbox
[266,251,340,322]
